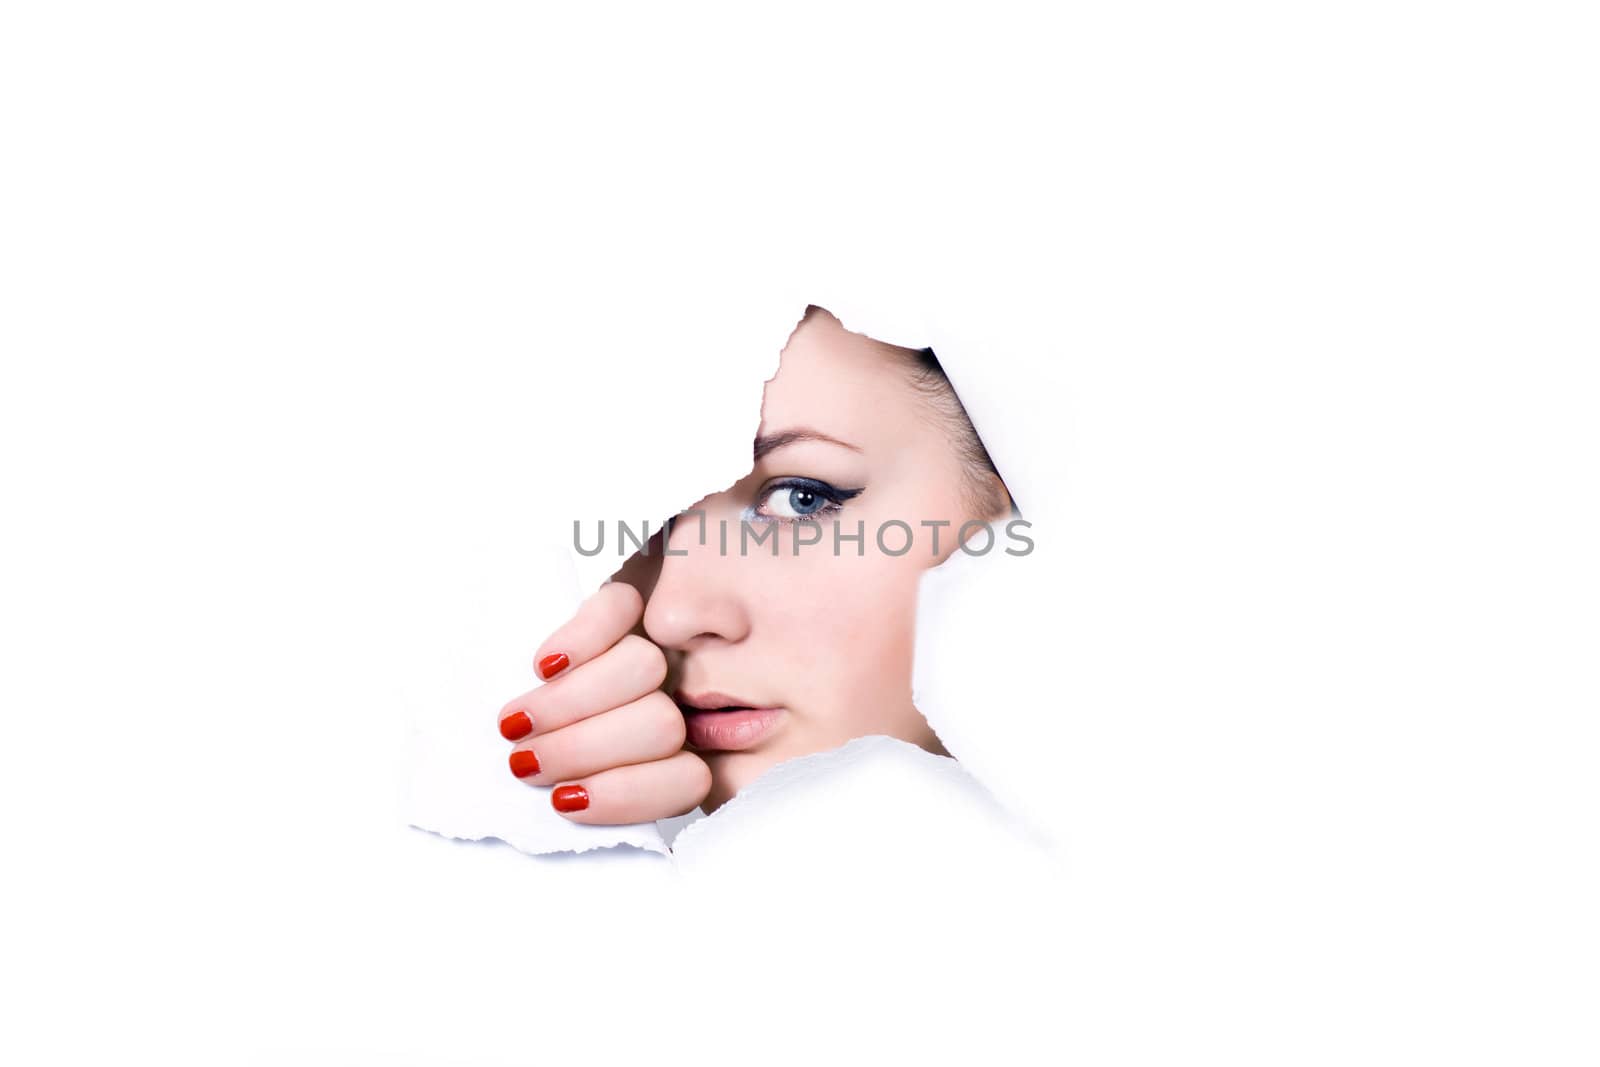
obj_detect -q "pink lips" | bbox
[672,689,786,751]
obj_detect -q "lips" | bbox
[672,689,762,712]
[671,689,787,751]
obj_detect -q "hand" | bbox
[496,581,711,824]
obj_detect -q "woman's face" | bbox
[623,308,1001,813]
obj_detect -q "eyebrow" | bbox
[752,427,863,462]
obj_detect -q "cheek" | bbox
[756,552,925,723]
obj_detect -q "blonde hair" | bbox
[899,344,1017,522]
[800,304,1016,522]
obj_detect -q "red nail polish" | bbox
[499,710,532,742]
[537,652,570,680]
[509,749,541,778]
[551,784,589,812]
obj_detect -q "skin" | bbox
[497,307,1008,823]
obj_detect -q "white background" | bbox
[3,3,1597,1064]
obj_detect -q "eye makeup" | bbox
[743,477,864,525]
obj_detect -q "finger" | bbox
[548,750,713,825]
[531,580,644,682]
[609,543,662,610]
[497,633,666,740]
[507,690,684,785]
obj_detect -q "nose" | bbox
[641,502,752,651]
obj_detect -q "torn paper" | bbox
[666,734,1052,882]
[403,283,1073,861]
[402,535,672,855]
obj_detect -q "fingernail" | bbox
[509,749,541,778]
[499,710,533,741]
[537,652,570,680]
[552,784,589,812]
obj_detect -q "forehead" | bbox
[757,311,922,441]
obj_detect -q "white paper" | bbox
[402,290,1069,861]
[8,5,1595,1064]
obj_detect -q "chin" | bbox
[701,786,733,815]
[698,750,758,810]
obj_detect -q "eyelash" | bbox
[745,477,864,525]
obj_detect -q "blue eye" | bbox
[749,478,863,524]
[777,486,826,517]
